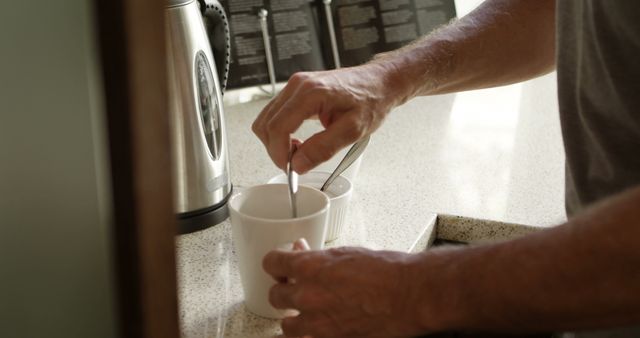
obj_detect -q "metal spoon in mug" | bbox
[320,135,370,192]
[287,143,299,218]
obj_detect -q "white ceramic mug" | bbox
[268,171,353,242]
[228,184,329,318]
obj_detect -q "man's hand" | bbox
[251,0,556,174]
[251,63,402,174]
[262,247,426,338]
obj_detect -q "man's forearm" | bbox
[410,185,640,333]
[372,0,556,105]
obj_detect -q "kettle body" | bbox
[165,0,232,234]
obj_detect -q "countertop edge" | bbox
[435,213,547,244]
[408,214,438,253]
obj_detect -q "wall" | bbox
[0,1,117,338]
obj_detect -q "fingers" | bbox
[252,70,373,173]
[270,282,334,311]
[263,249,301,281]
[253,73,317,170]
[254,73,306,138]
[292,116,363,173]
[263,247,325,283]
[281,313,334,338]
[281,315,307,338]
[253,85,291,142]
[264,97,321,170]
[269,282,298,309]
[252,97,277,146]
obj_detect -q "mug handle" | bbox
[292,238,311,251]
[277,238,311,252]
[276,238,310,285]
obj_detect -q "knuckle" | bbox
[308,80,330,94]
[292,255,321,278]
[291,73,325,94]
[345,126,362,142]
[300,77,320,92]
[330,246,351,256]
[297,288,320,307]
[344,117,366,140]
[288,72,310,85]
[251,120,263,136]
[291,255,312,274]
[323,248,347,263]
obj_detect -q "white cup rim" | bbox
[267,170,353,199]
[229,183,329,223]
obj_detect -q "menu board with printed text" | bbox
[329,0,456,67]
[219,0,456,88]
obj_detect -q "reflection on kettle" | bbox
[165,0,233,234]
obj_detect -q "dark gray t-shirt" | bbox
[558,0,640,216]
[557,1,640,336]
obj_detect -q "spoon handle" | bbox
[320,135,370,192]
[287,143,299,218]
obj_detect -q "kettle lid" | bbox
[167,0,193,8]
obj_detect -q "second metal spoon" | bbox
[320,135,370,192]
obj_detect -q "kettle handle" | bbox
[200,0,231,93]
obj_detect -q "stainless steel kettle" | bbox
[165,0,232,234]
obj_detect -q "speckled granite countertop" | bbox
[176,73,567,338]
